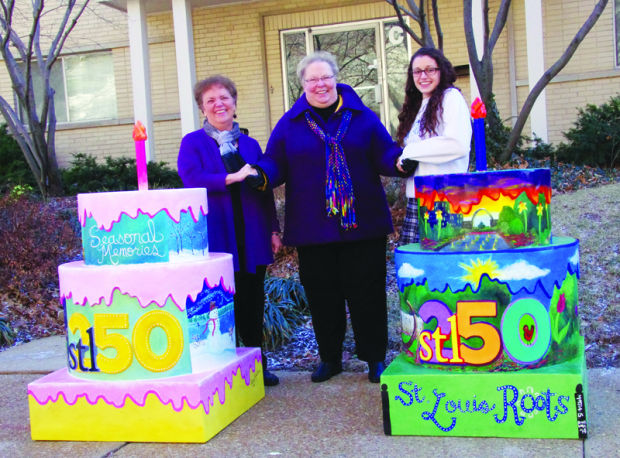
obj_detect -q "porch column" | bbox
[172,0,200,135]
[524,0,548,142]
[127,0,155,160]
[468,0,484,101]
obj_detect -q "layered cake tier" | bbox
[29,348,265,442]
[60,253,236,380]
[414,169,551,251]
[78,188,208,265]
[395,236,583,370]
[30,141,263,442]
[62,187,238,382]
[386,168,587,439]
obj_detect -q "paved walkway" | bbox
[1,336,618,457]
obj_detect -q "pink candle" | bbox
[132,121,149,191]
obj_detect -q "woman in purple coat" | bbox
[257,52,403,383]
[178,75,282,386]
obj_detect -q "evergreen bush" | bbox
[62,153,182,194]
[556,95,620,168]
[480,94,525,166]
[262,274,308,350]
[0,314,15,347]
[0,124,36,193]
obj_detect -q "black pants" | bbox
[234,266,268,367]
[297,237,388,363]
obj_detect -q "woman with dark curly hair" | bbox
[396,47,472,245]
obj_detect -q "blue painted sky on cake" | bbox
[396,240,579,296]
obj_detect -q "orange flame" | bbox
[132,121,147,141]
[470,97,487,119]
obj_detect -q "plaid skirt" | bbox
[399,198,419,245]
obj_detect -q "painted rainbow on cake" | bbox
[415,169,551,250]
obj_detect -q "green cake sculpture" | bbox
[382,115,587,439]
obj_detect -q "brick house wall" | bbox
[0,0,618,169]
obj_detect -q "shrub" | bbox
[262,274,308,350]
[0,124,36,193]
[481,94,525,166]
[0,314,15,347]
[0,194,80,341]
[522,135,557,164]
[556,95,620,168]
[62,153,182,194]
[381,176,405,209]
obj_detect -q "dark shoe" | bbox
[263,369,279,387]
[368,361,386,383]
[311,361,343,383]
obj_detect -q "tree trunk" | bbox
[0,0,89,198]
[501,0,609,161]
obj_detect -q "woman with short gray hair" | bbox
[257,51,403,384]
[296,50,339,83]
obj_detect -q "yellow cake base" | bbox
[28,348,264,443]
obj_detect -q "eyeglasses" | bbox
[304,75,335,85]
[412,67,439,78]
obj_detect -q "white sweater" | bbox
[399,87,472,198]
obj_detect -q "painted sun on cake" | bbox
[396,238,581,371]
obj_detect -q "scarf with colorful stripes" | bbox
[305,110,357,230]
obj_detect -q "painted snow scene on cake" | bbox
[415,169,551,251]
[395,237,582,371]
[186,281,237,371]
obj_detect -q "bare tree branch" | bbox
[404,0,421,21]
[463,1,483,95]
[386,0,437,49]
[482,0,489,52]
[49,0,90,66]
[488,0,511,51]
[387,0,424,46]
[0,0,91,197]
[502,0,609,159]
[431,0,443,51]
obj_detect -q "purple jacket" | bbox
[260,84,402,247]
[177,130,279,273]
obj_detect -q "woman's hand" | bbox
[271,233,283,254]
[396,157,418,175]
[225,163,258,185]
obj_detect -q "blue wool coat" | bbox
[259,84,402,247]
[177,130,279,273]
